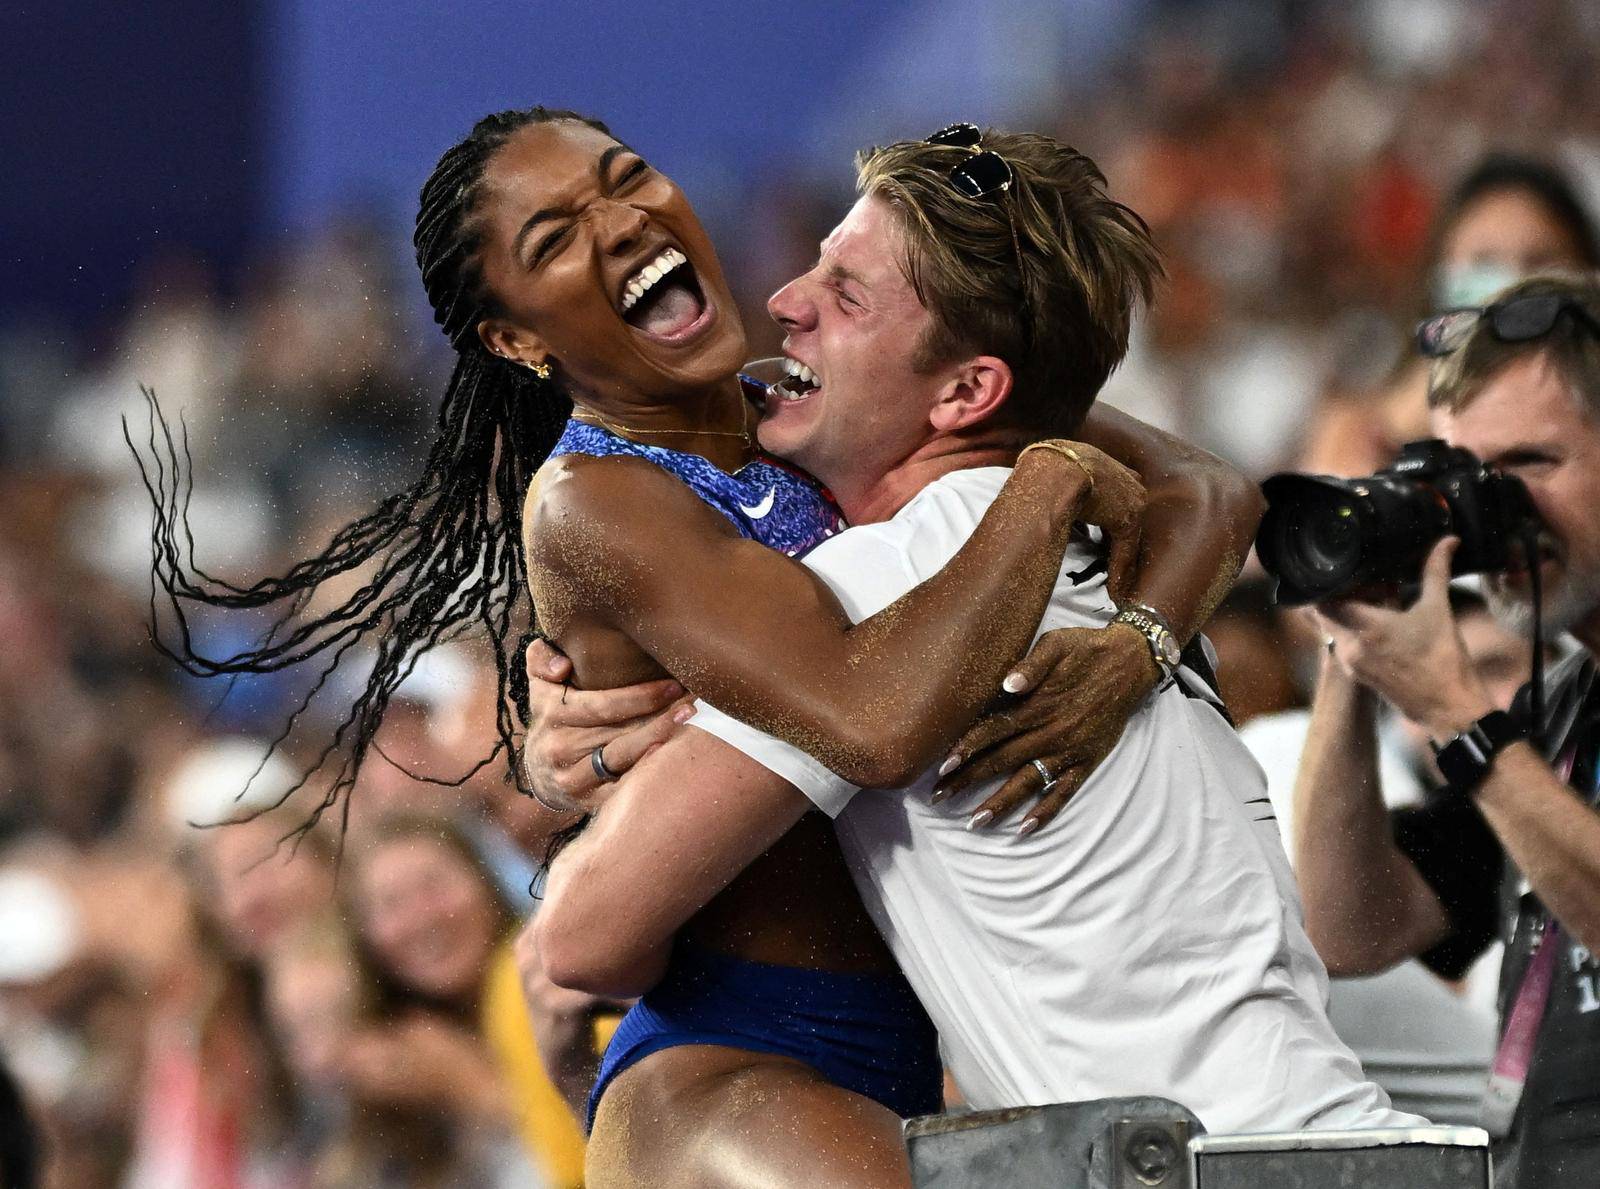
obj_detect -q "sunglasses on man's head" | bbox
[925,122,1014,201]
[1416,292,1600,358]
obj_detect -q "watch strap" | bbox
[1433,709,1527,795]
[1110,605,1179,678]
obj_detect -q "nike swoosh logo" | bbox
[739,487,776,519]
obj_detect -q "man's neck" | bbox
[833,428,1020,525]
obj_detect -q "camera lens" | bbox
[1261,496,1364,601]
[1290,500,1362,582]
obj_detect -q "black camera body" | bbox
[1257,439,1540,605]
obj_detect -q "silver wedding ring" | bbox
[1031,758,1053,784]
[591,744,621,784]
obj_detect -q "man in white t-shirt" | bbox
[533,129,1420,1134]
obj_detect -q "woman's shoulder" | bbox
[522,450,737,576]
[529,450,699,519]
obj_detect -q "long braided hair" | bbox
[130,107,610,830]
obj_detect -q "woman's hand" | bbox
[521,637,694,813]
[1016,440,1146,602]
[1072,444,1146,604]
[931,622,1159,833]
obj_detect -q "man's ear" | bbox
[929,355,1014,433]
[477,317,551,370]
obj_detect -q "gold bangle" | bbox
[1018,439,1094,490]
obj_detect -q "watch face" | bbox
[1159,634,1182,666]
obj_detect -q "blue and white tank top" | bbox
[547,394,843,558]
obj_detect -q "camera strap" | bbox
[1524,523,1546,733]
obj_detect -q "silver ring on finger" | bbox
[591,744,621,784]
[1031,758,1053,785]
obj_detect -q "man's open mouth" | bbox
[770,356,822,402]
[619,246,710,343]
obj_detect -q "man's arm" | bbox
[1291,654,1453,974]
[534,726,811,998]
[1471,743,1600,954]
[1317,537,1600,957]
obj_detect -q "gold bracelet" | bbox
[1018,439,1094,490]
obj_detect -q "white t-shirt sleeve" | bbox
[688,702,861,818]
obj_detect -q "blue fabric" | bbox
[587,947,943,1130]
[547,387,843,558]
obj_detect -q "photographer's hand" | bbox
[1312,537,1495,740]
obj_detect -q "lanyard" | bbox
[1481,747,1580,1138]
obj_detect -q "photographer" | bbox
[1294,274,1600,1187]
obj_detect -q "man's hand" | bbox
[932,622,1160,833]
[522,637,694,811]
[1312,538,1496,740]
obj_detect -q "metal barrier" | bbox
[1191,1126,1492,1188]
[906,1100,1493,1189]
[906,1097,1199,1188]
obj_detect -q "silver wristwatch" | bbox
[1110,603,1181,679]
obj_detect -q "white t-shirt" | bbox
[1238,709,1501,1124]
[691,466,1422,1135]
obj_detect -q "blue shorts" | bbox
[587,946,943,1131]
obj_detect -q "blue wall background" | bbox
[267,0,920,235]
[2,0,1138,335]
[0,2,265,333]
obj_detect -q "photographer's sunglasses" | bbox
[1416,292,1600,358]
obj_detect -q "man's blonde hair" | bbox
[1429,272,1600,419]
[854,129,1162,436]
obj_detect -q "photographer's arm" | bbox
[1471,746,1600,956]
[1315,537,1600,958]
[1291,653,1452,974]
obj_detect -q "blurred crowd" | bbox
[3,0,1600,1184]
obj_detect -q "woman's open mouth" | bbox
[619,246,713,344]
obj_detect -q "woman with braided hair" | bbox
[134,105,1134,853]
[137,108,1257,1186]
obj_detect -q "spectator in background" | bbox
[1297,273,1600,1187]
[0,865,143,1189]
[120,764,337,1189]
[263,916,536,1189]
[1301,154,1600,479]
[346,813,603,1189]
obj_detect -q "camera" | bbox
[1256,439,1539,605]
